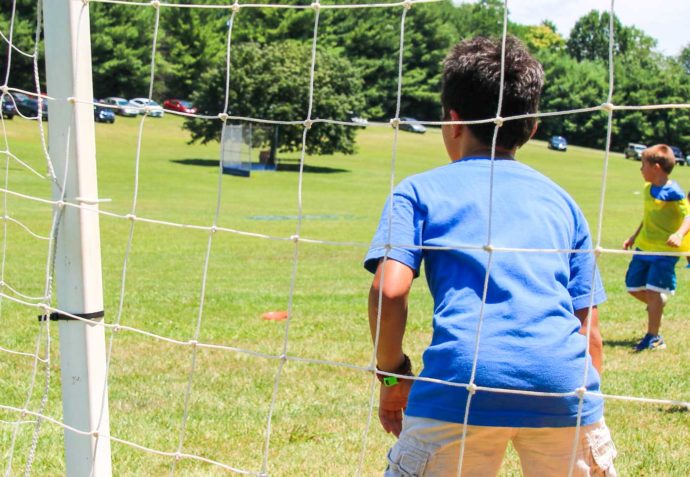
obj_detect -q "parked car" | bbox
[399,117,426,134]
[1,95,16,119]
[671,146,685,166]
[17,98,48,120]
[103,97,139,117]
[128,98,164,117]
[548,135,567,151]
[624,142,646,160]
[163,99,197,114]
[94,100,115,123]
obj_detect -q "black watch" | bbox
[376,354,413,387]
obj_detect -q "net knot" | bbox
[402,0,413,10]
[67,96,77,104]
[231,2,240,13]
[311,2,321,11]
[467,383,477,395]
[188,339,198,347]
[125,213,136,221]
[210,225,217,234]
[290,234,300,243]
[390,118,400,129]
[1,85,9,95]
[56,200,65,209]
[38,303,49,314]
[91,430,99,438]
[303,119,313,130]
[113,325,121,333]
[594,246,603,258]
[576,386,587,399]
[483,244,493,253]
[174,452,182,461]
[493,116,504,127]
[601,102,615,112]
[218,112,229,122]
[150,0,161,9]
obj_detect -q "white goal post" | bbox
[42,0,112,475]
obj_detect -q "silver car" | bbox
[104,97,139,117]
[128,98,164,118]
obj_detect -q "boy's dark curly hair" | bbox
[441,35,544,150]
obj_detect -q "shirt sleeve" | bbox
[363,184,424,277]
[568,209,607,310]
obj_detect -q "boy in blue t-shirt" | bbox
[623,144,690,352]
[365,36,616,476]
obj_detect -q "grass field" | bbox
[0,114,688,476]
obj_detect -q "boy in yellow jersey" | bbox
[623,144,690,351]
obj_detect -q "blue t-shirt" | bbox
[364,157,606,428]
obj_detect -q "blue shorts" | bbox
[625,252,679,294]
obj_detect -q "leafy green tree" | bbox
[184,41,364,161]
[451,0,505,39]
[157,8,224,99]
[89,3,160,99]
[520,24,566,53]
[0,0,43,91]
[567,10,657,63]
[536,51,610,148]
[679,44,690,75]
[567,10,620,62]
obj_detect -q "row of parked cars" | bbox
[624,142,687,166]
[0,93,198,123]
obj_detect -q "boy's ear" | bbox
[448,109,463,138]
[530,121,538,139]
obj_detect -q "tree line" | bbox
[2,0,689,156]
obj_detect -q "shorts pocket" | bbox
[585,422,617,476]
[385,438,430,477]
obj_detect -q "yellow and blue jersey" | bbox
[636,181,690,253]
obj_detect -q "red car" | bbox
[163,99,198,114]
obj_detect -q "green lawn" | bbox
[0,115,688,476]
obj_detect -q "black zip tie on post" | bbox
[37,310,105,322]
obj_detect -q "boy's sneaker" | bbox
[634,333,667,352]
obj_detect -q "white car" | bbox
[103,97,139,117]
[128,98,164,117]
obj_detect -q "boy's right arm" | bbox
[623,222,643,250]
[368,258,415,437]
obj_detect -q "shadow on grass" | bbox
[277,162,349,174]
[172,158,218,167]
[171,158,349,174]
[603,338,638,348]
[664,405,689,414]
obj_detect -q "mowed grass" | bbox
[0,114,688,476]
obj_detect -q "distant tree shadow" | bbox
[171,158,349,174]
[171,158,218,167]
[276,162,349,174]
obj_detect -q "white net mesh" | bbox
[1,0,689,475]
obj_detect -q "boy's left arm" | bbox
[666,217,690,247]
[575,306,602,375]
[666,197,690,247]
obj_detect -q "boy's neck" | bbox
[458,134,517,161]
[650,176,670,187]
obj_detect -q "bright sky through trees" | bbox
[462,0,689,56]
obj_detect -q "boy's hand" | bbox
[378,379,413,437]
[623,237,635,250]
[666,232,683,247]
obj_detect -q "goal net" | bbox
[1,0,689,476]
